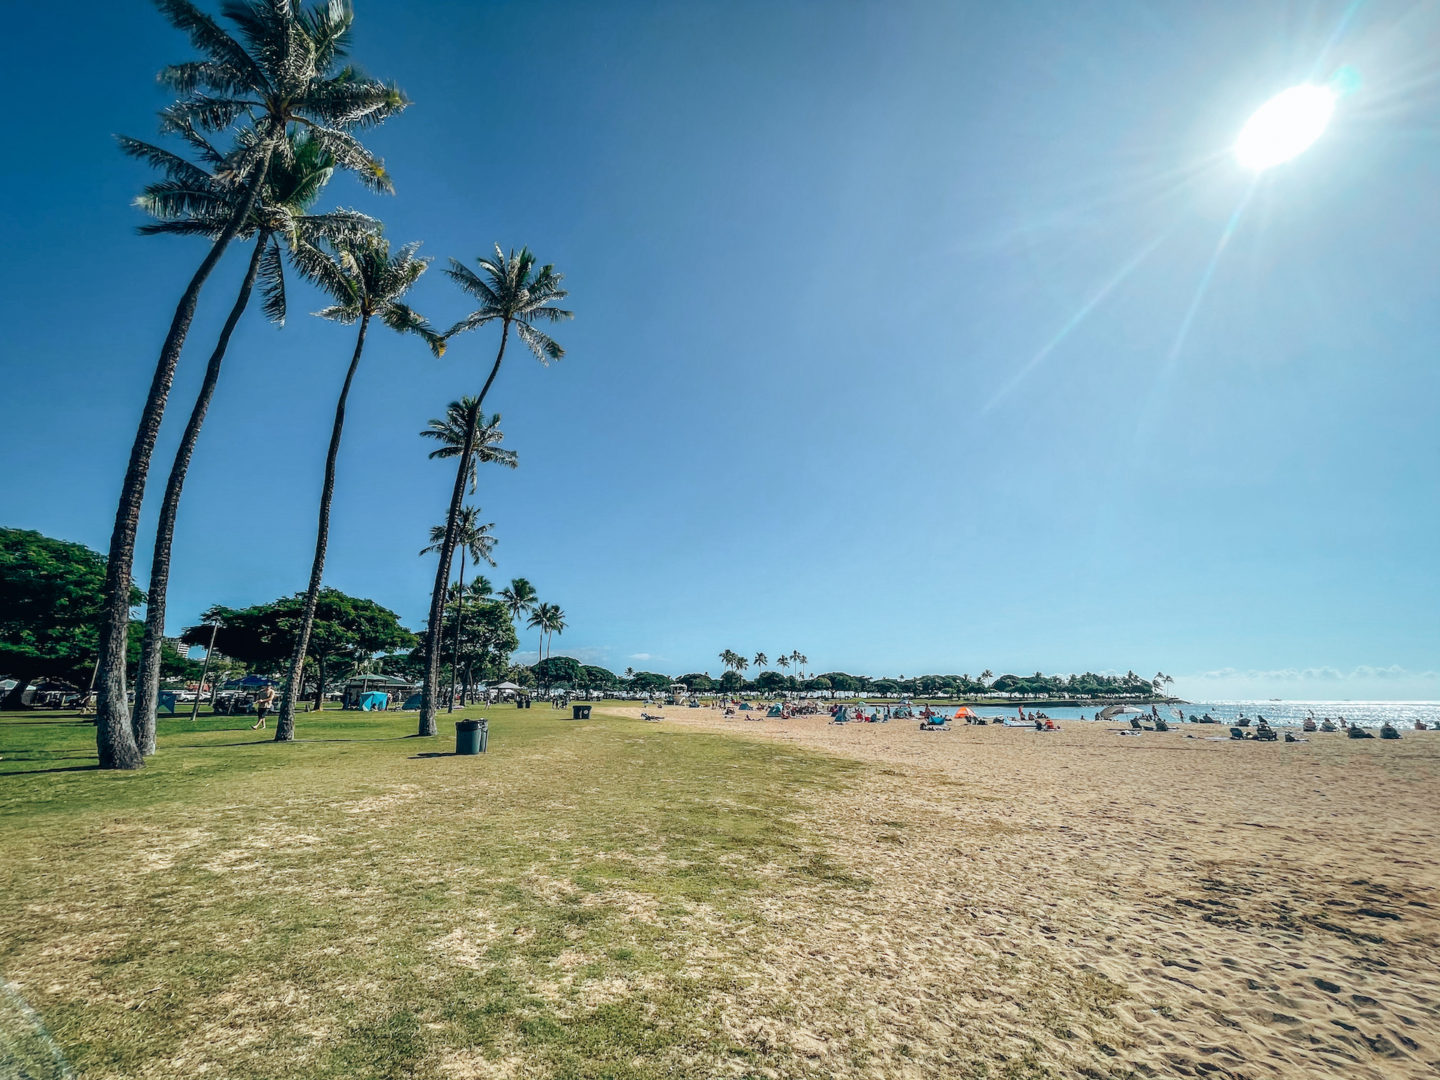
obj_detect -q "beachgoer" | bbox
[251,684,277,730]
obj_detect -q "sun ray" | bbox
[982,230,1170,413]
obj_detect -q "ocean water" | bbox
[955,700,1440,730]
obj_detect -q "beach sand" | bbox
[616,705,1440,1079]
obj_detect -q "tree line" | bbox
[78,1,571,768]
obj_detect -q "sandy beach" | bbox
[615,705,1440,1079]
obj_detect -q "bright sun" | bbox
[1235,85,1336,170]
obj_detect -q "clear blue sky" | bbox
[3,1,1437,700]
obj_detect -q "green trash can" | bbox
[572,704,592,720]
[456,718,488,755]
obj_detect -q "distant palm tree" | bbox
[545,607,567,659]
[93,0,408,769]
[422,506,497,711]
[419,399,517,490]
[420,245,571,735]
[777,655,790,676]
[275,234,439,741]
[624,666,636,682]
[500,577,536,620]
[753,652,768,670]
[130,129,374,755]
[735,655,749,677]
[527,602,562,664]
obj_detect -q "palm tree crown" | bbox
[422,506,497,568]
[499,578,538,624]
[443,245,572,360]
[154,0,407,190]
[419,400,517,492]
[299,233,440,344]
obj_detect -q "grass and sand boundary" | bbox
[2,703,1437,1078]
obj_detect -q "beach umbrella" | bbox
[492,681,521,691]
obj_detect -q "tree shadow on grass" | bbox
[0,763,100,776]
[410,752,460,759]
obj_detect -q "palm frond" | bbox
[516,322,565,364]
[153,0,270,95]
[258,232,287,323]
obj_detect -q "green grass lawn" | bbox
[0,704,864,1079]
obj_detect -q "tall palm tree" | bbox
[421,507,497,712]
[526,603,558,667]
[545,607,567,659]
[419,246,571,735]
[274,234,439,741]
[130,130,375,754]
[777,655,790,677]
[753,651,768,671]
[796,654,808,681]
[499,578,538,631]
[94,0,407,769]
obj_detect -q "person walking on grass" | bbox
[252,684,277,731]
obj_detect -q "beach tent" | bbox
[358,691,389,711]
[953,706,978,721]
[491,682,522,697]
[401,693,422,711]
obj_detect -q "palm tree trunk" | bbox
[134,232,269,755]
[275,312,372,742]
[93,143,275,770]
[448,550,465,712]
[420,322,510,734]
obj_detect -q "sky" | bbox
[2,0,1437,701]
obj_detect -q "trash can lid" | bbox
[456,719,481,729]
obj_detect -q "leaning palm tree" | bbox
[421,507,498,712]
[130,129,375,755]
[418,246,571,735]
[499,577,538,631]
[94,0,407,769]
[274,234,440,741]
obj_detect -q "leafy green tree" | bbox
[275,234,440,741]
[578,665,617,692]
[718,671,744,693]
[94,0,408,770]
[435,598,519,702]
[532,655,581,689]
[421,246,571,735]
[754,671,789,694]
[0,529,142,708]
[870,679,900,696]
[677,673,714,691]
[805,676,832,693]
[131,129,374,754]
[629,671,671,693]
[183,589,413,708]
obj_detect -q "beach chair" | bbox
[1229,727,1247,740]
[1254,726,1277,742]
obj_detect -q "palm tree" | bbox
[499,578,538,630]
[526,602,558,667]
[419,246,571,735]
[130,129,374,754]
[94,0,407,769]
[789,650,804,681]
[753,652,768,670]
[421,507,497,712]
[777,655,790,677]
[624,666,635,682]
[420,399,518,491]
[979,669,993,688]
[545,607,567,659]
[274,234,439,741]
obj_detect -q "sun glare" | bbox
[1234,85,1336,170]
